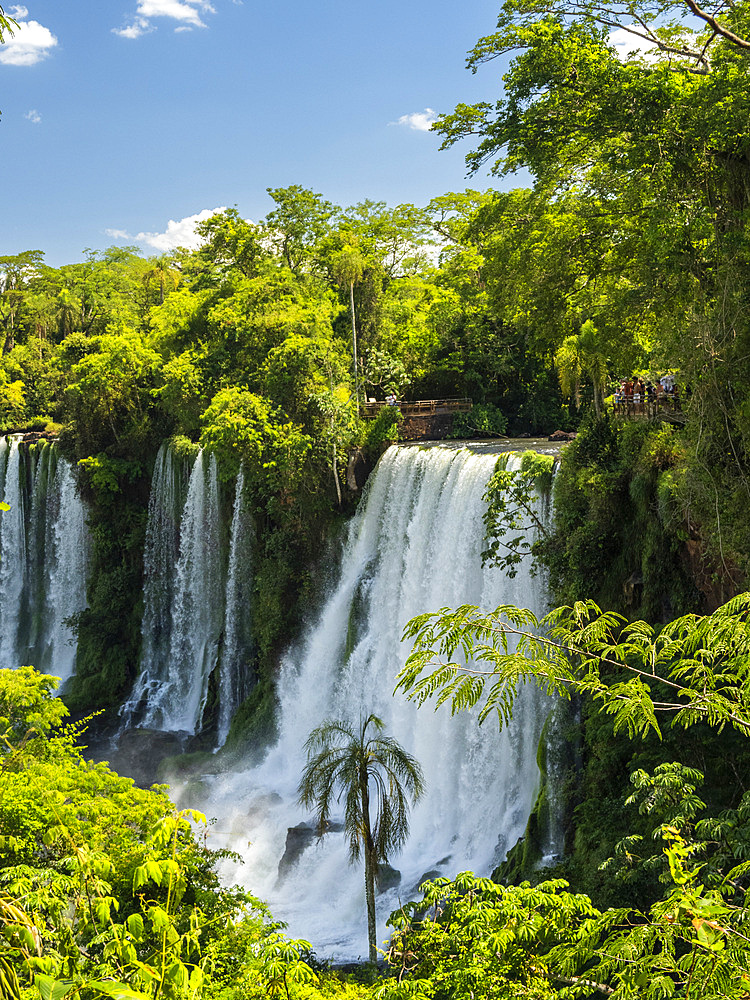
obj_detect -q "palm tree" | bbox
[142,255,181,306]
[331,243,365,417]
[298,714,425,963]
[555,319,608,417]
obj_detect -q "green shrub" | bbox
[364,406,402,451]
[448,402,508,439]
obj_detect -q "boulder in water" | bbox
[376,863,401,893]
[110,728,188,788]
[278,823,318,879]
[548,429,577,441]
[277,820,345,880]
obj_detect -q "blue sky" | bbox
[0,0,510,266]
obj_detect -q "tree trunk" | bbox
[361,770,377,962]
[364,843,377,963]
[350,280,359,418]
[332,439,342,507]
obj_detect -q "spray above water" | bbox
[184,444,552,961]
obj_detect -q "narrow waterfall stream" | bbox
[123,444,220,733]
[218,464,253,745]
[178,444,552,960]
[0,436,89,683]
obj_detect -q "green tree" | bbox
[480,450,554,575]
[387,593,750,997]
[142,254,181,306]
[381,849,750,998]
[324,201,433,376]
[0,251,44,354]
[63,333,162,455]
[199,387,312,487]
[193,208,269,280]
[0,370,26,427]
[260,333,355,504]
[265,185,339,275]
[158,349,206,432]
[0,667,322,1000]
[0,3,17,121]
[0,4,16,40]
[330,244,365,414]
[398,593,750,737]
[339,201,431,281]
[555,320,608,417]
[432,0,750,565]
[298,714,425,963]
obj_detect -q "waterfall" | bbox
[122,441,189,727]
[44,456,90,681]
[187,444,551,960]
[218,464,253,745]
[126,446,225,734]
[0,437,27,667]
[0,436,89,682]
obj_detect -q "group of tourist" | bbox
[613,374,680,412]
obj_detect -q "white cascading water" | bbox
[126,446,225,734]
[186,444,551,960]
[44,455,90,681]
[122,441,189,728]
[0,437,27,667]
[0,436,89,682]
[218,464,253,745]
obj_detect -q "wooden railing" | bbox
[612,396,683,419]
[363,397,472,419]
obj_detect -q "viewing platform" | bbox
[362,397,472,442]
[611,396,684,422]
[363,397,472,419]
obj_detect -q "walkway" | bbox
[363,397,472,419]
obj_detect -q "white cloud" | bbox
[609,26,660,60]
[113,16,153,38]
[9,5,29,18]
[24,108,41,123]
[391,108,438,132]
[0,14,58,66]
[107,208,227,252]
[114,0,216,37]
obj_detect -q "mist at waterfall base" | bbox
[170,444,552,961]
[0,436,89,684]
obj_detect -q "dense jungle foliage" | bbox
[9,598,750,1000]
[0,191,572,721]
[4,0,750,993]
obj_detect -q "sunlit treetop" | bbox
[471,0,750,74]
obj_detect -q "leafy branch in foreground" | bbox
[0,667,319,1000]
[0,6,17,44]
[397,592,750,739]
[481,451,553,577]
[390,592,750,999]
[379,834,750,1000]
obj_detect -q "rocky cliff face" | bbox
[398,413,454,440]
